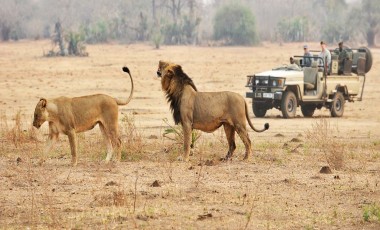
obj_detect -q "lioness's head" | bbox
[33,98,49,128]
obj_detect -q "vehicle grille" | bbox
[255,88,268,93]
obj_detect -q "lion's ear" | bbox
[166,69,174,78]
[40,98,47,108]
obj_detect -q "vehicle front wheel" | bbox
[281,91,297,118]
[330,92,345,117]
[301,105,316,117]
[253,103,267,118]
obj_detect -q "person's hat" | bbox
[303,44,308,49]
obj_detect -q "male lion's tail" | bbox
[245,102,269,132]
[115,66,134,106]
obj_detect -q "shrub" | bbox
[213,4,258,45]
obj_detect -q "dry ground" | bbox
[0,40,379,229]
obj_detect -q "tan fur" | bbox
[157,61,269,161]
[33,68,134,166]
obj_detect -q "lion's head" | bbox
[33,98,49,128]
[157,60,197,124]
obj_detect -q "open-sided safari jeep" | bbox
[246,47,372,118]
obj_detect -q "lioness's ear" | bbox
[40,98,47,108]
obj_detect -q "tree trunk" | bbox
[152,0,157,27]
[366,28,376,47]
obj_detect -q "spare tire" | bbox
[358,47,372,73]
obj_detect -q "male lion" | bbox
[157,60,269,161]
[33,67,134,166]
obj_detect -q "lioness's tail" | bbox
[115,66,134,105]
[245,102,269,132]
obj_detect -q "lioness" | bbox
[33,67,134,166]
[157,61,269,161]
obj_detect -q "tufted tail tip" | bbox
[264,123,269,130]
[122,66,130,74]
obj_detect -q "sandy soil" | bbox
[0,40,379,229]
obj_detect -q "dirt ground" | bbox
[0,40,379,229]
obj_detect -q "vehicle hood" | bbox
[254,70,303,83]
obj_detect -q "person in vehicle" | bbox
[319,41,331,74]
[302,44,312,67]
[289,57,301,70]
[337,41,349,75]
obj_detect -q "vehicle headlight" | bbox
[271,79,284,87]
[262,80,268,85]
[255,79,259,85]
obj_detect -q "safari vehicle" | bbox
[245,47,372,118]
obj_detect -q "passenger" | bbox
[303,45,312,67]
[319,41,331,74]
[337,41,348,75]
[289,57,301,71]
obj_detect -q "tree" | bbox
[277,17,309,42]
[349,0,380,47]
[213,3,258,45]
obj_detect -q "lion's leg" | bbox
[99,123,114,162]
[236,126,252,160]
[223,124,236,160]
[67,130,78,166]
[182,123,192,162]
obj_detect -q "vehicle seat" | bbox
[343,59,352,75]
[303,62,318,90]
[356,57,366,75]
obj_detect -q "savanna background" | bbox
[0,0,379,229]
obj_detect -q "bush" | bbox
[277,16,309,42]
[213,4,258,45]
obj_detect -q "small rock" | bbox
[320,166,332,174]
[188,166,194,170]
[274,133,285,137]
[148,135,158,139]
[197,213,212,220]
[290,138,302,143]
[16,157,22,164]
[150,180,161,187]
[105,181,118,186]
[205,159,215,166]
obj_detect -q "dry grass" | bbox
[306,118,345,170]
[0,41,379,229]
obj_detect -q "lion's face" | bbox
[33,98,49,128]
[157,60,176,91]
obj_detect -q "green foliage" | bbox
[160,15,200,45]
[213,3,258,45]
[65,31,88,56]
[363,203,380,222]
[151,29,162,49]
[277,17,309,42]
[162,118,201,149]
[81,20,109,44]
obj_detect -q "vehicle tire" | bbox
[281,91,297,118]
[253,103,267,118]
[358,47,372,74]
[330,92,345,117]
[301,105,316,117]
